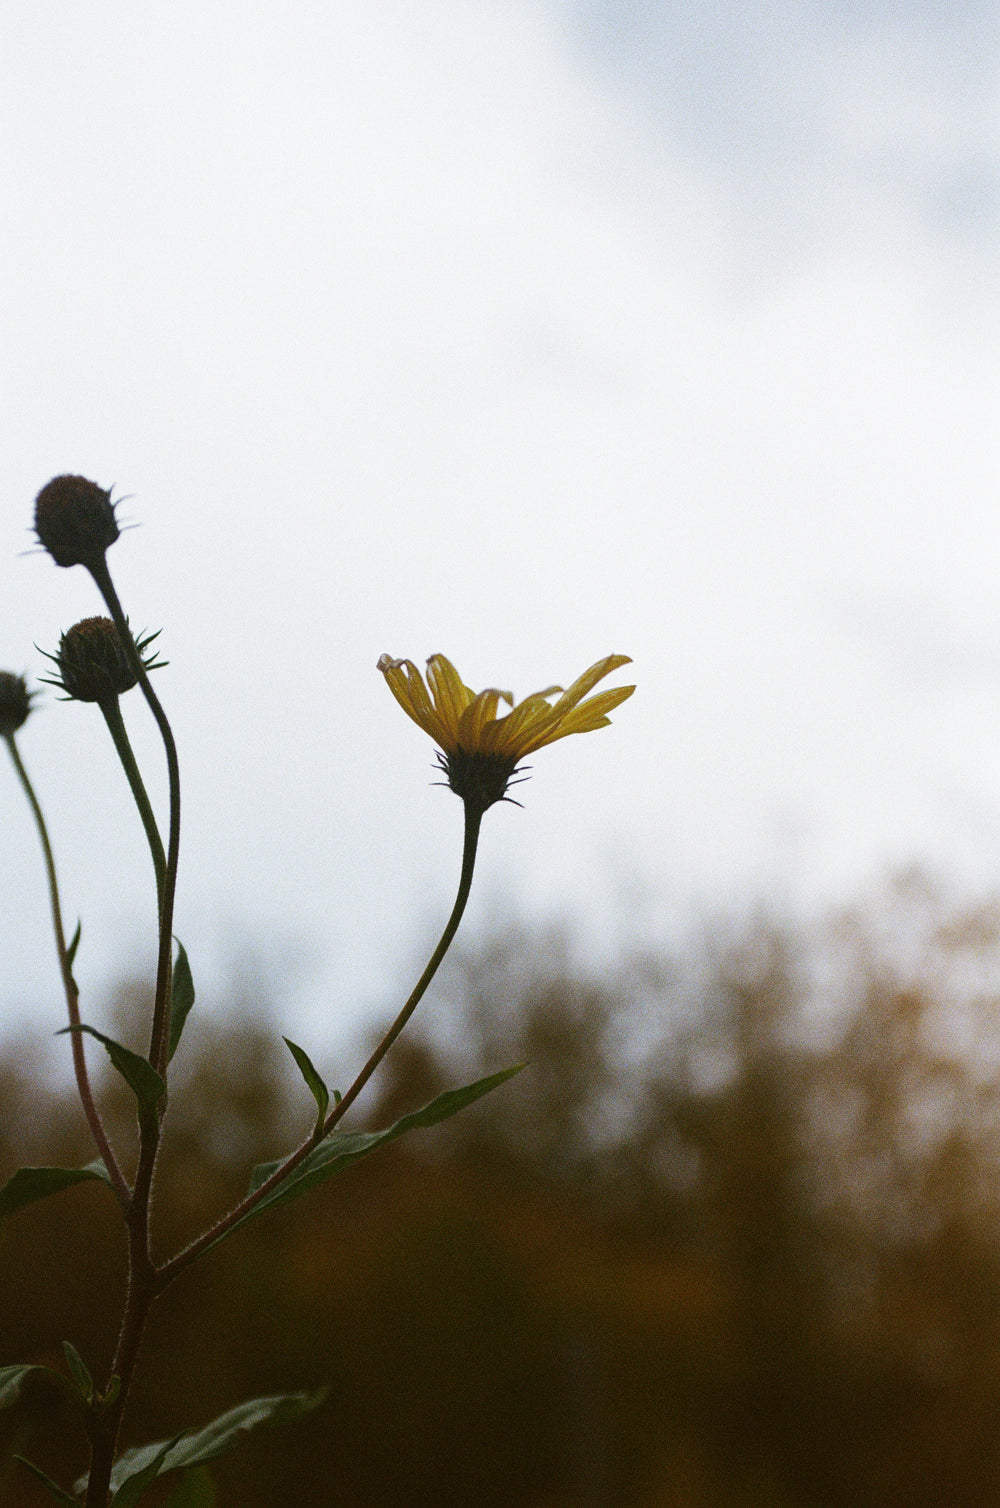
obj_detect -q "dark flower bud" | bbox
[0,672,32,737]
[40,617,165,705]
[34,475,120,569]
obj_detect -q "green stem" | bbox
[89,559,180,1080]
[99,697,166,912]
[4,733,127,1203]
[323,800,483,1133]
[74,560,182,1503]
[153,800,484,1291]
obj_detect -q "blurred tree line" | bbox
[5,868,1000,1505]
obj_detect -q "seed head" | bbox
[40,617,165,705]
[34,475,120,570]
[0,672,33,737]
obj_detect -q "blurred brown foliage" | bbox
[6,868,1000,1505]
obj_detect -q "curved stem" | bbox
[89,559,180,1079]
[99,697,166,911]
[323,800,483,1132]
[4,733,127,1203]
[154,800,484,1291]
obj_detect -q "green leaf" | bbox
[0,1364,35,1408]
[61,1341,93,1403]
[0,1164,111,1226]
[66,919,82,974]
[58,1025,164,1118]
[283,1037,329,1131]
[110,1437,183,1507]
[162,1467,217,1507]
[245,1066,524,1217]
[0,1363,71,1410]
[73,1437,181,1505]
[14,1455,80,1505]
[167,940,195,1062]
[84,1391,325,1499]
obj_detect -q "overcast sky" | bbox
[3,0,1000,1050]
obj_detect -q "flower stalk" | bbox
[98,696,166,911]
[88,558,180,1079]
[2,728,127,1203]
[154,798,484,1289]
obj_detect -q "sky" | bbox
[2,0,1000,1052]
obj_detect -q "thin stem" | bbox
[154,800,484,1291]
[99,696,166,911]
[89,559,180,1079]
[73,557,182,1504]
[323,801,483,1133]
[4,733,127,1203]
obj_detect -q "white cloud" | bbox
[2,0,999,1046]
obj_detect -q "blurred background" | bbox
[8,883,1000,1504]
[3,0,1000,1502]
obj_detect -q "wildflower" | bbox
[378,652,634,812]
[34,475,120,570]
[40,617,165,706]
[0,672,33,738]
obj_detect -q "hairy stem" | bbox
[84,1230,157,1508]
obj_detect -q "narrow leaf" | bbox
[58,1025,164,1115]
[167,940,195,1061]
[283,1037,329,1131]
[14,1456,80,1505]
[66,919,82,971]
[0,1164,111,1225]
[185,1066,522,1265]
[245,1066,523,1216]
[162,1467,217,1508]
[101,1392,324,1494]
[0,1363,72,1409]
[61,1341,93,1403]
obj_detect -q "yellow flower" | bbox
[377,652,635,811]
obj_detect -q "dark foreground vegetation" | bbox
[5,869,1000,1505]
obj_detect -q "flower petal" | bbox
[523,684,636,749]
[381,650,634,808]
[426,655,475,745]
[549,654,633,716]
[378,656,448,743]
[458,687,513,750]
[483,695,558,757]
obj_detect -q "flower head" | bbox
[378,652,634,812]
[0,672,33,738]
[34,474,120,570]
[40,617,165,705]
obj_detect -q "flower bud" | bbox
[0,672,32,737]
[41,617,164,705]
[34,475,120,570]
